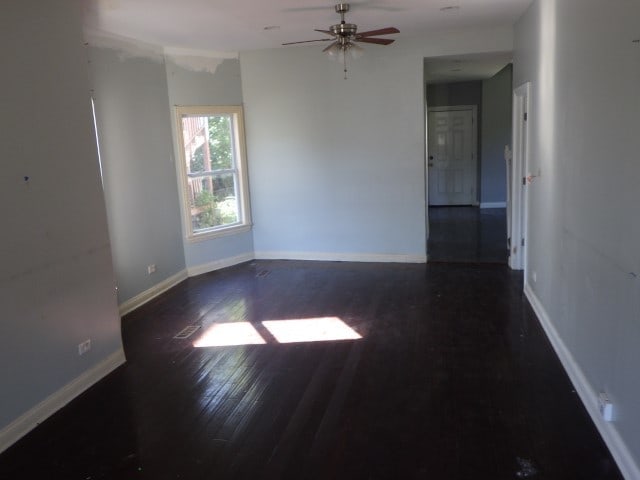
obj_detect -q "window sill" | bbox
[186,223,252,244]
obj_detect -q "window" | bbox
[175,106,251,241]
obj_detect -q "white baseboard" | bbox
[119,269,188,316]
[524,284,640,480]
[187,252,255,277]
[0,348,126,455]
[480,201,507,209]
[120,250,425,314]
[254,251,427,264]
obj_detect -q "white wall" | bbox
[85,36,258,308]
[240,28,513,262]
[88,45,186,304]
[514,1,640,477]
[481,64,512,205]
[0,0,124,449]
[165,56,254,272]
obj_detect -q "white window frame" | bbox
[175,105,252,242]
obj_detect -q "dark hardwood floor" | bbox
[0,261,622,479]
[428,206,509,264]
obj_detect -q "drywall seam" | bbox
[187,252,255,277]
[254,251,427,264]
[524,284,640,480]
[83,28,164,63]
[163,47,238,60]
[118,269,188,316]
[165,54,226,75]
[0,348,126,455]
[164,47,238,75]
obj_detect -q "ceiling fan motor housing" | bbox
[330,23,357,38]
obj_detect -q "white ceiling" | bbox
[83,0,533,54]
[425,51,514,83]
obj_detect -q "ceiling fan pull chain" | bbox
[343,51,348,79]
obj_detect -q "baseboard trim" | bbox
[187,252,255,277]
[524,284,639,480]
[254,251,427,264]
[480,201,507,209]
[122,250,426,309]
[0,348,126,455]
[119,269,188,316]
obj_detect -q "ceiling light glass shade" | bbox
[348,42,364,59]
[324,41,363,62]
[324,42,341,61]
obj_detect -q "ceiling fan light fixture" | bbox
[348,42,364,59]
[324,42,362,65]
[324,42,341,60]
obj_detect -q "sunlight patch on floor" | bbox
[193,322,266,347]
[262,317,362,344]
[193,317,362,347]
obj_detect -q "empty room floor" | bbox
[0,261,622,479]
[428,206,508,264]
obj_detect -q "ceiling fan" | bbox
[282,3,399,79]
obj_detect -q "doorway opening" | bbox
[424,58,512,264]
[428,206,508,263]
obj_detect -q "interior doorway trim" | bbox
[509,82,531,271]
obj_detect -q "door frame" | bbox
[509,83,531,271]
[426,105,479,207]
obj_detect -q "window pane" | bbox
[190,144,206,173]
[176,105,249,240]
[208,115,233,170]
[181,114,234,174]
[181,116,208,174]
[188,173,239,231]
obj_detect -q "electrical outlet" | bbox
[598,391,614,422]
[147,264,156,275]
[78,339,91,356]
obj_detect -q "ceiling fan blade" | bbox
[282,38,333,45]
[355,37,395,45]
[314,29,336,37]
[356,27,400,38]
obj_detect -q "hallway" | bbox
[428,206,509,264]
[0,261,621,479]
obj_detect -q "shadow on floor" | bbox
[428,206,508,264]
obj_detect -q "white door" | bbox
[427,109,477,206]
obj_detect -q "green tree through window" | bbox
[208,116,232,170]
